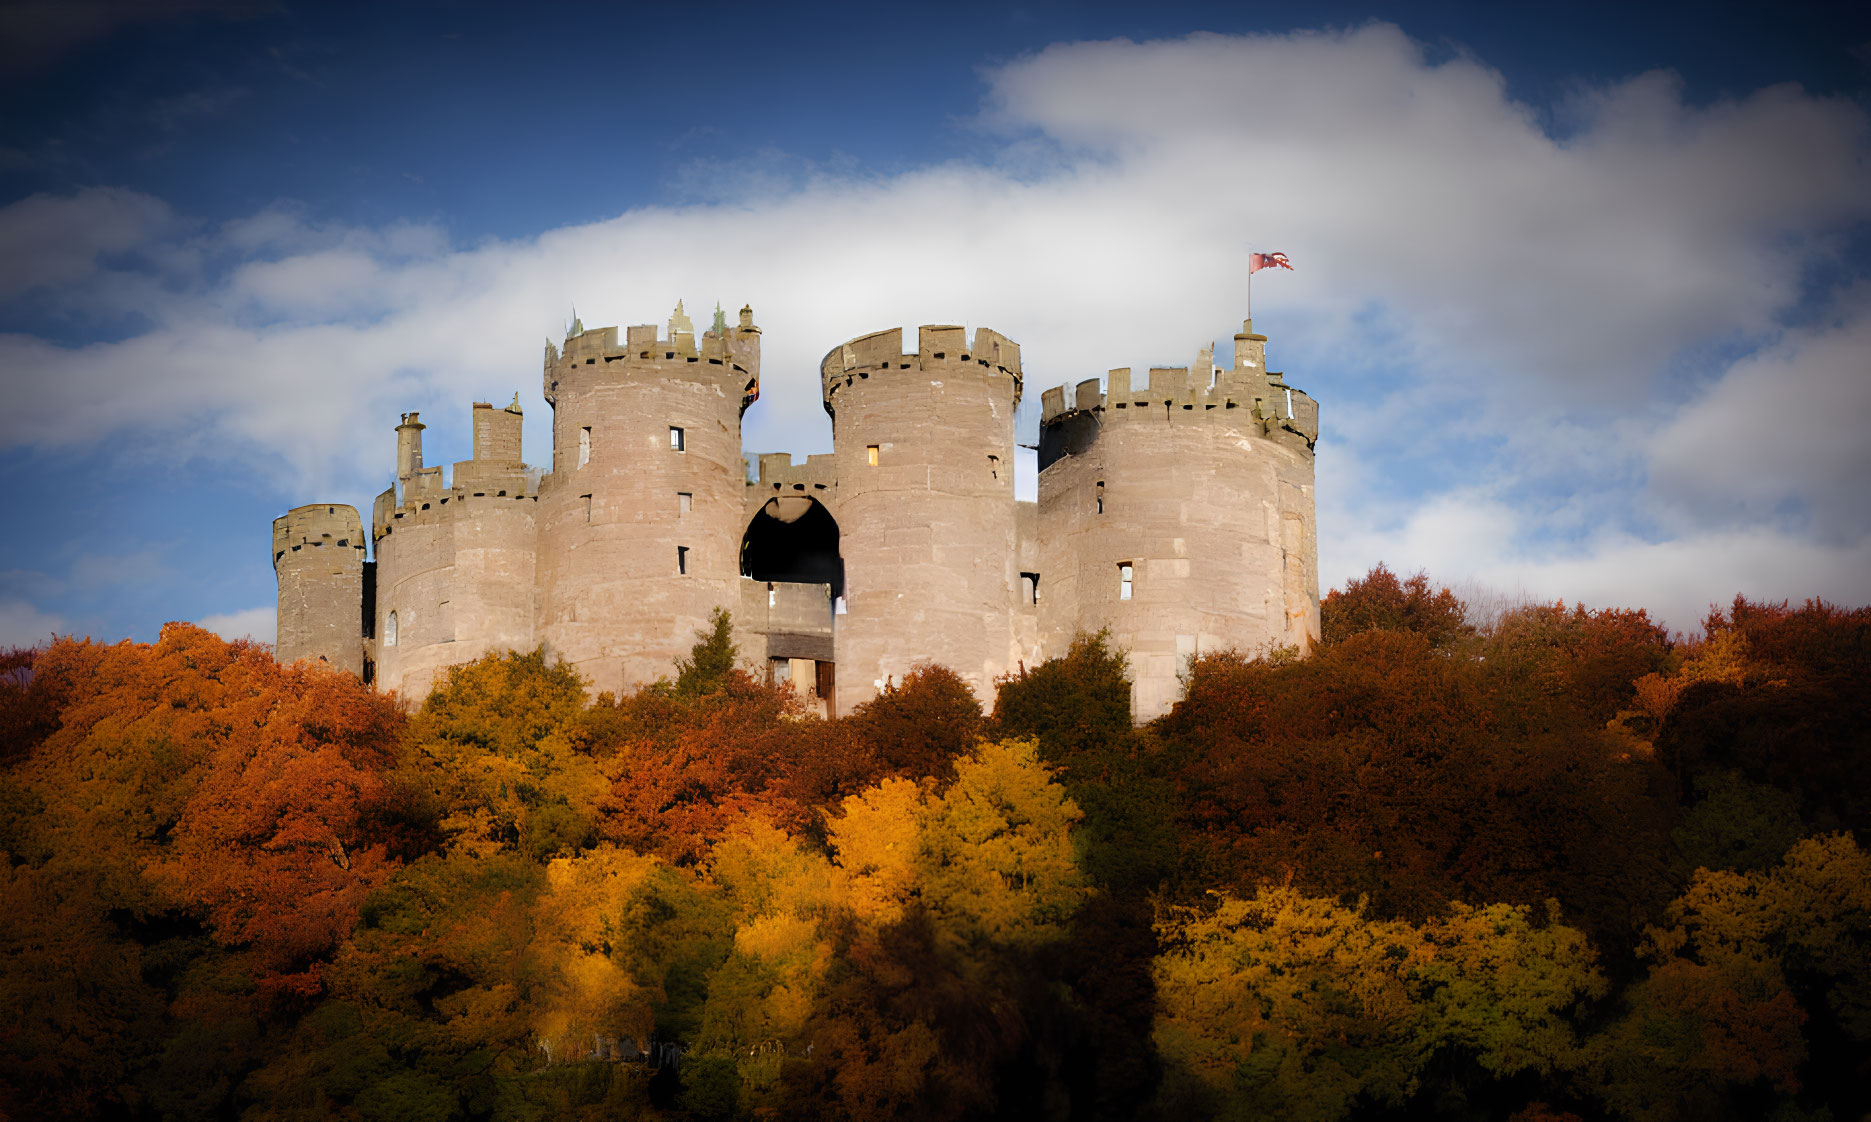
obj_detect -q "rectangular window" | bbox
[669,426,685,451]
[677,545,689,574]
[988,454,1000,480]
[866,444,879,466]
[1096,480,1106,515]
[1021,572,1041,604]
[581,494,592,522]
[1119,562,1134,601]
[677,491,692,513]
[578,426,591,467]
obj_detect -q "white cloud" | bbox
[1648,287,1871,537]
[0,186,175,298]
[0,599,66,648]
[1323,478,1871,633]
[197,605,275,645]
[3,24,1868,628]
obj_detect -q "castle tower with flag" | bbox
[272,295,1319,720]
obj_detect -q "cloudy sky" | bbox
[3,0,1868,647]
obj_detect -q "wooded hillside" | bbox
[2,568,1866,1122]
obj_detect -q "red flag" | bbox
[1249,251,1293,274]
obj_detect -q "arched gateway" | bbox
[737,495,840,713]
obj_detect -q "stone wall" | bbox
[272,503,368,673]
[820,324,1023,712]
[533,306,761,696]
[1035,320,1320,719]
[276,305,1321,725]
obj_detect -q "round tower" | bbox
[272,503,368,674]
[821,323,1023,712]
[534,302,762,693]
[369,401,543,701]
[369,409,463,699]
[1035,319,1320,719]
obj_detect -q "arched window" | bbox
[385,610,398,647]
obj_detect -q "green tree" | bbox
[675,608,740,698]
[993,631,1133,762]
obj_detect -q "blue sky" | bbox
[3,0,1869,646]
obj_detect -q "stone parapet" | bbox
[277,302,1321,724]
[1039,367,1319,447]
[819,325,1022,422]
[273,503,368,674]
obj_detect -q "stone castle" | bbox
[272,301,1320,719]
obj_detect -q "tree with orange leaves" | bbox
[0,623,409,1115]
[1321,563,1471,648]
[155,653,407,1000]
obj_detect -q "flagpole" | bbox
[1245,243,1253,327]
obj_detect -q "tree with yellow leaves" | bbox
[779,739,1090,1119]
[531,844,664,1062]
[1588,832,1871,1121]
[1151,888,1605,1122]
[828,738,1088,950]
[406,649,606,862]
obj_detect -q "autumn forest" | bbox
[2,566,1867,1122]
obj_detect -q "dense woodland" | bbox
[1,566,1867,1122]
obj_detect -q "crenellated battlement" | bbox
[819,324,1022,416]
[277,299,1319,720]
[273,504,365,568]
[545,301,762,416]
[1037,322,1319,449]
[748,451,837,498]
[1038,370,1318,441]
[371,481,542,539]
[371,399,541,541]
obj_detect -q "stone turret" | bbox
[533,302,761,695]
[370,395,540,698]
[272,503,369,675]
[395,413,424,481]
[1035,316,1320,718]
[274,298,1323,725]
[820,324,1024,711]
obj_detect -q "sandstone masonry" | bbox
[272,302,1320,720]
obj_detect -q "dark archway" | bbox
[741,496,843,598]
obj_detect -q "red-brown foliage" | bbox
[1661,596,1871,834]
[1162,628,1675,955]
[159,657,407,998]
[1710,594,1871,680]
[592,669,817,862]
[14,624,409,999]
[592,660,990,862]
[1482,601,1673,723]
[842,662,984,783]
[1320,563,1471,648]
